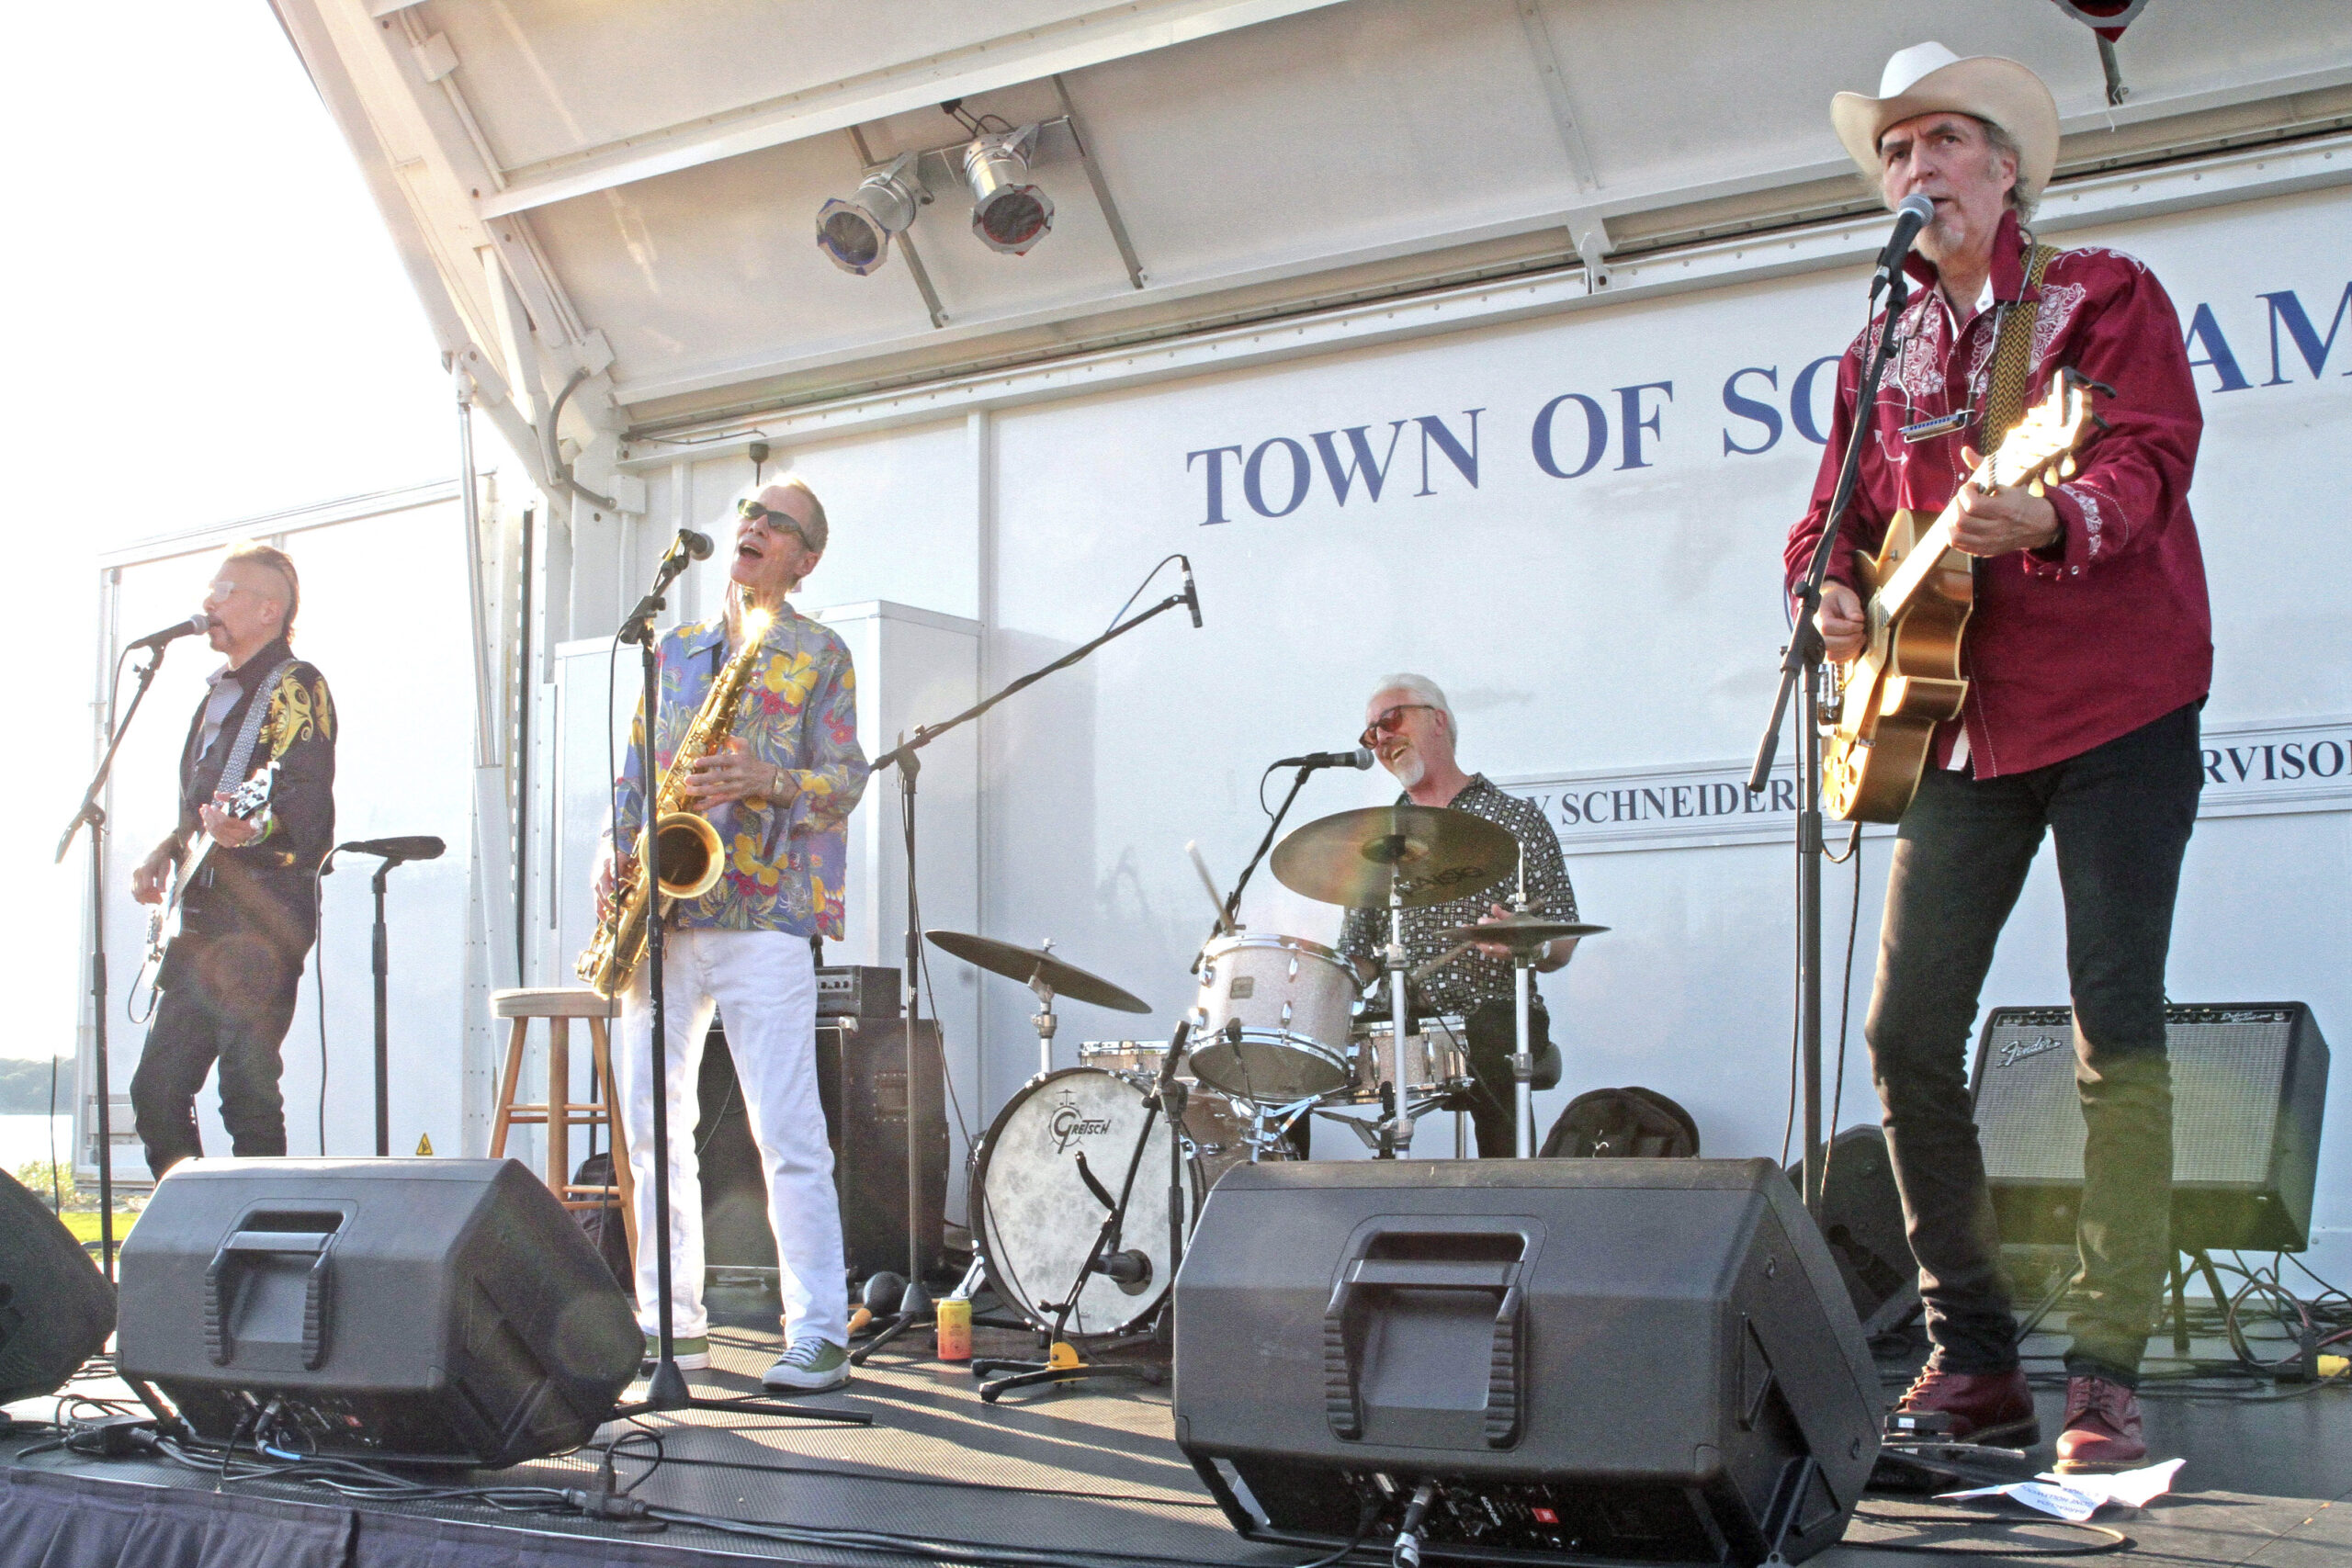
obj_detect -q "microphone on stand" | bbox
[673,528,714,561]
[1180,556,1203,629]
[1273,747,1374,771]
[338,836,447,863]
[1871,193,1937,299]
[127,614,212,651]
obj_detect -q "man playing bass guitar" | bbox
[1785,44,2211,1471]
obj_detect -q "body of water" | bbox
[1,1113,74,1184]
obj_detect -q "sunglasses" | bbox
[1360,704,1438,748]
[737,498,813,546]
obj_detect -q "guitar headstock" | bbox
[1983,368,2098,496]
[223,759,280,821]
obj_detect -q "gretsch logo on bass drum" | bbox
[1050,1092,1114,1153]
[1997,1034,2067,1069]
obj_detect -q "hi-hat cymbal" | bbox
[924,930,1151,1014]
[1431,914,1611,954]
[1270,804,1518,908]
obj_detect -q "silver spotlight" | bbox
[816,152,923,276]
[961,125,1053,256]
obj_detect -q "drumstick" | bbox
[1186,840,1237,936]
[1408,941,1475,985]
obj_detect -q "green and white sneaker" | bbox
[763,1336,851,1393]
[640,1332,710,1372]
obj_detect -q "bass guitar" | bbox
[130,760,280,1021]
[1820,370,2097,822]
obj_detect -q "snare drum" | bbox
[1185,932,1359,1104]
[1344,1015,1470,1103]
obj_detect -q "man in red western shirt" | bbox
[1787,43,2211,1472]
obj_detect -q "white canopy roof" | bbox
[273,0,2352,473]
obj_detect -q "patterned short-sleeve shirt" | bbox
[1337,774,1577,1017]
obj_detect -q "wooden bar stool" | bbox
[489,987,636,1268]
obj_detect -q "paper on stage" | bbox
[1939,1458,2185,1522]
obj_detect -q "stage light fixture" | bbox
[815,152,923,276]
[961,124,1053,255]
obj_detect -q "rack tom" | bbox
[1186,933,1359,1104]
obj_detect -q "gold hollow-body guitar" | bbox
[1820,371,2097,823]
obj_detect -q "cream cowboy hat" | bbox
[1832,41,2059,202]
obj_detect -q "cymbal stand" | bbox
[1028,959,1060,1078]
[1510,842,1536,1158]
[975,1024,1193,1402]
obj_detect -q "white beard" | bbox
[1385,751,1426,789]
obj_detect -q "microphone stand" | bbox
[606,538,869,1428]
[1198,761,1326,960]
[55,639,179,1280]
[974,1021,1193,1401]
[861,578,1198,1356]
[1748,262,1910,1218]
[321,841,432,1156]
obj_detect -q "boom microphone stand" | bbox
[863,558,1204,1349]
[607,533,868,1428]
[1749,256,1912,1219]
[55,640,180,1280]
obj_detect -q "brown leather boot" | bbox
[1885,1366,2040,1446]
[2053,1376,2147,1472]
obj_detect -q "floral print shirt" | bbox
[611,605,866,939]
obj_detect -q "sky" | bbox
[4,6,465,1057]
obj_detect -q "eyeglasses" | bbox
[206,580,264,601]
[737,498,813,546]
[1360,704,1438,747]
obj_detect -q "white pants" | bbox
[616,927,847,1344]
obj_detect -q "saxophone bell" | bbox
[648,811,726,901]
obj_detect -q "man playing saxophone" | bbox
[593,476,867,1392]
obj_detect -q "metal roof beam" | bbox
[475,0,1354,219]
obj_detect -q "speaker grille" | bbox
[1973,1007,2296,1186]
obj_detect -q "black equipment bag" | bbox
[0,1169,116,1406]
[1540,1085,1701,1158]
[118,1157,639,1467]
[1174,1158,1878,1566]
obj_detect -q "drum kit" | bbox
[929,801,1607,1356]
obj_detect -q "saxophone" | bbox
[578,608,775,998]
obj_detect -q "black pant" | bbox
[1868,702,2201,1388]
[1463,998,1556,1160]
[131,925,307,1179]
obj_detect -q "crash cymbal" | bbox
[1269,804,1518,908]
[924,930,1151,1014]
[1430,914,1611,953]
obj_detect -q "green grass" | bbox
[57,1210,140,1246]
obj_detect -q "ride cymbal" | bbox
[924,930,1151,1014]
[1269,804,1517,908]
[1430,914,1611,954]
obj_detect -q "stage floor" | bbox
[5,1307,2348,1567]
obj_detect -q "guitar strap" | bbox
[1979,241,2058,458]
[218,658,298,795]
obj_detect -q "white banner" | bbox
[1503,714,2352,855]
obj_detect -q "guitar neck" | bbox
[1871,497,1967,624]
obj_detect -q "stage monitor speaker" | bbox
[1174,1159,1879,1567]
[1788,1125,1920,1338]
[696,1016,948,1281]
[118,1158,640,1468]
[1972,1003,2330,1252]
[0,1169,116,1407]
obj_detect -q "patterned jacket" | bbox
[1784,210,2211,778]
[612,604,866,940]
[171,635,336,961]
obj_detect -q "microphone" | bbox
[1273,747,1374,771]
[128,614,211,651]
[1871,193,1937,297]
[1180,556,1202,629]
[337,835,446,862]
[673,529,714,561]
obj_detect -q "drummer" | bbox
[1336,675,1579,1158]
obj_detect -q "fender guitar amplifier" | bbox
[1174,1159,1879,1567]
[1972,1003,2330,1251]
[118,1158,640,1466]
